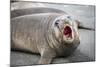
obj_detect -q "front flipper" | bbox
[38,48,56,64]
[38,56,53,64]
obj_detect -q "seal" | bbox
[11,9,80,64]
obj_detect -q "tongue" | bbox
[63,26,72,36]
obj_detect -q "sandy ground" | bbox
[10,2,95,66]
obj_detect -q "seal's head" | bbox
[52,15,80,44]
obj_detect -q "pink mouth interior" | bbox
[63,26,72,37]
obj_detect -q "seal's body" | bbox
[11,8,80,64]
[11,8,66,18]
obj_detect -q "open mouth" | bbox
[63,26,72,38]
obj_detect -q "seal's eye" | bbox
[55,20,60,26]
[55,22,59,26]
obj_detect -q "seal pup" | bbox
[11,12,80,64]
